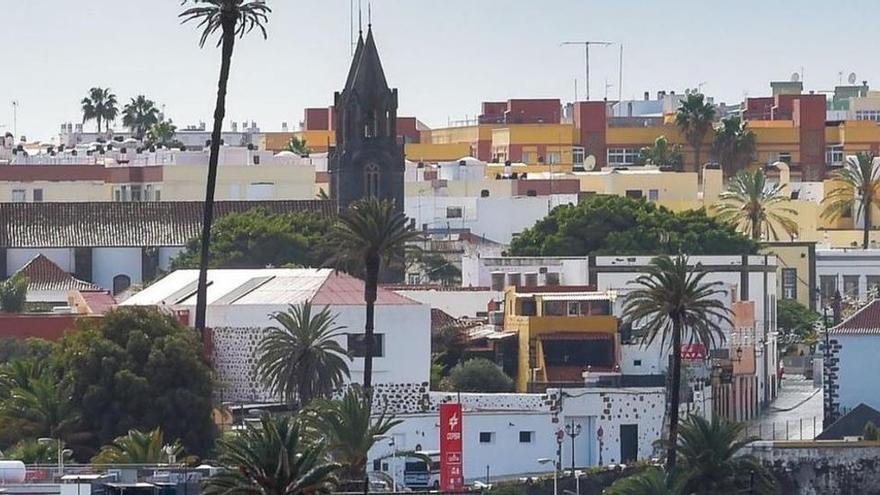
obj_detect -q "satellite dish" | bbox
[584,155,597,171]
[790,72,800,82]
[848,72,858,85]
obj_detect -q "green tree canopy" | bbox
[0,273,28,313]
[170,208,334,271]
[443,358,514,393]
[52,307,215,459]
[508,195,759,257]
[777,299,820,341]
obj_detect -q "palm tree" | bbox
[637,135,683,170]
[312,386,401,483]
[0,373,80,441]
[287,136,310,156]
[712,116,757,177]
[203,415,338,495]
[606,468,686,495]
[674,415,776,494]
[255,302,351,407]
[146,120,178,147]
[4,438,62,464]
[328,198,421,390]
[81,87,118,133]
[674,92,716,172]
[822,152,880,249]
[180,0,272,335]
[122,95,161,140]
[621,255,731,478]
[91,428,183,464]
[715,168,798,240]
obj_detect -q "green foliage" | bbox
[712,116,757,176]
[203,415,338,495]
[673,415,777,494]
[606,467,686,495]
[122,95,161,140]
[776,299,820,341]
[170,208,334,270]
[0,337,53,364]
[430,361,444,391]
[637,136,683,170]
[52,307,215,459]
[715,168,797,240]
[432,325,468,373]
[0,273,28,313]
[146,120,180,148]
[311,386,401,481]
[92,427,184,464]
[508,195,759,257]
[412,251,462,286]
[3,438,63,464]
[822,152,880,249]
[287,136,311,156]
[81,87,119,133]
[256,302,351,407]
[864,421,880,441]
[444,358,514,393]
[674,92,716,168]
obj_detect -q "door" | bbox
[560,416,591,469]
[620,424,638,463]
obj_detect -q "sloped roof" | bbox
[830,299,880,335]
[14,254,101,292]
[0,200,335,248]
[816,403,880,440]
[342,26,390,98]
[122,268,419,307]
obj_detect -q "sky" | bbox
[1,0,878,142]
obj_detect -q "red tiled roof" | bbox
[14,254,101,292]
[79,291,117,315]
[830,300,880,335]
[0,200,335,248]
[311,272,420,306]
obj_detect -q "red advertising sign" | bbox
[440,403,464,492]
[681,343,707,361]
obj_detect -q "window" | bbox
[519,431,534,443]
[32,189,43,202]
[572,147,585,166]
[520,299,537,316]
[130,185,142,202]
[11,189,25,202]
[820,275,837,305]
[112,274,131,295]
[607,148,640,165]
[446,207,463,218]
[154,188,161,201]
[868,276,880,297]
[782,268,797,300]
[114,187,122,202]
[633,359,642,367]
[479,432,494,444]
[826,145,844,166]
[507,273,521,288]
[524,273,538,287]
[347,333,385,358]
[648,189,659,201]
[844,275,860,298]
[777,152,792,164]
[856,110,880,122]
[253,155,261,165]
[545,272,560,286]
[365,163,380,198]
[526,189,537,197]
[521,151,533,164]
[481,189,490,198]
[567,301,580,316]
[491,273,505,291]
[625,190,643,199]
[547,151,562,164]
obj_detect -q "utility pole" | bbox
[561,41,612,101]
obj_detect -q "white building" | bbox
[462,254,780,408]
[826,299,880,417]
[817,248,880,304]
[123,268,432,401]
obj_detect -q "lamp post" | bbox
[564,421,582,475]
[37,438,71,477]
[537,458,557,495]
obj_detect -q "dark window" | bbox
[365,163,380,198]
[373,459,381,471]
[526,189,537,197]
[520,300,537,316]
[545,273,560,286]
[446,207,463,218]
[543,339,614,369]
[113,274,131,295]
[253,155,261,165]
[481,189,490,198]
[633,359,642,366]
[33,189,43,202]
[348,333,385,358]
[479,432,494,443]
[625,190,643,199]
[519,431,534,443]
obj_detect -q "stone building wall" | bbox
[748,441,880,495]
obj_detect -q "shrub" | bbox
[443,358,514,393]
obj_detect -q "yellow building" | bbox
[501,286,618,392]
[760,242,817,310]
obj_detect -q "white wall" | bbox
[835,334,880,413]
[393,289,498,318]
[817,249,880,301]
[7,248,73,275]
[92,247,143,291]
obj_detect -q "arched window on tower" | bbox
[365,163,380,198]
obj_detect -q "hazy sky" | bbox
[2,0,877,141]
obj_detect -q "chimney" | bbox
[644,91,650,101]
[658,91,667,100]
[282,122,289,132]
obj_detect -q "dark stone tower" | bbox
[330,27,404,211]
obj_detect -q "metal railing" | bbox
[745,415,824,441]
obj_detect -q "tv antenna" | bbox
[560,41,612,101]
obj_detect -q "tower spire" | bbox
[358,0,363,36]
[368,1,372,28]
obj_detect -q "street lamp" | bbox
[387,438,397,492]
[537,458,557,495]
[564,421,582,475]
[37,438,72,476]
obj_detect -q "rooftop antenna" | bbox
[358,0,363,36]
[560,41,612,101]
[367,1,372,28]
[618,43,623,102]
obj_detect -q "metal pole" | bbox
[485,465,489,486]
[584,45,590,100]
[618,44,623,102]
[553,464,558,495]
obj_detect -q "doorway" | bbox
[620,424,638,463]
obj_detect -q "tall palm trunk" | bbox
[195,20,236,334]
[362,255,379,390]
[864,197,871,249]
[693,145,701,173]
[666,318,682,479]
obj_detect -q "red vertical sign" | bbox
[440,403,464,492]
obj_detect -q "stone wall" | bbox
[748,441,880,495]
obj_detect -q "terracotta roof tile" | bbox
[0,200,335,248]
[14,254,101,292]
[830,299,880,335]
[312,272,419,306]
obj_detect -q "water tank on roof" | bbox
[0,460,26,483]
